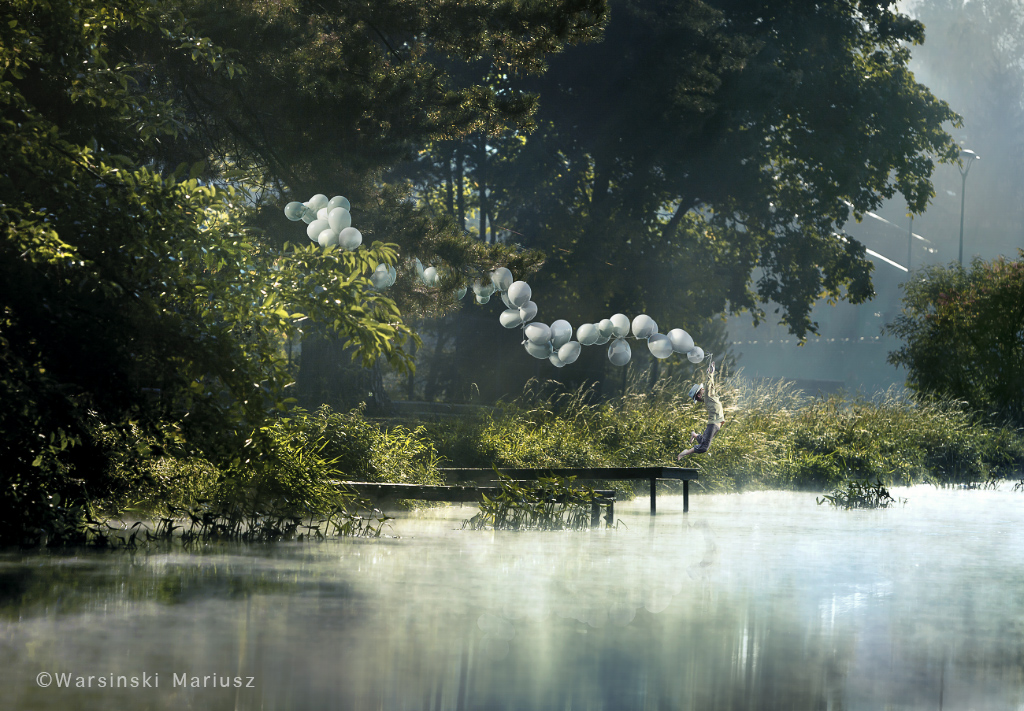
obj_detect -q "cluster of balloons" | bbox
[284,194,398,289]
[482,269,707,369]
[284,194,364,252]
[283,196,707,368]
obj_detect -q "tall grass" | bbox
[91,374,1023,543]
[426,370,1024,494]
[95,405,444,544]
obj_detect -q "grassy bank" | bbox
[422,373,1024,495]
[85,372,1024,542]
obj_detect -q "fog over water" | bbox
[3,486,1023,710]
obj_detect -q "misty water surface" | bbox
[2,485,1023,710]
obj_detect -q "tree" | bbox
[396,0,963,398]
[1,0,604,542]
[159,0,606,409]
[0,0,422,543]
[885,252,1024,424]
[415,0,961,336]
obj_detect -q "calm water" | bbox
[2,485,1023,710]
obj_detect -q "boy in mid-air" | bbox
[677,358,724,458]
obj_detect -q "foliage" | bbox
[143,0,602,306]
[425,370,1024,494]
[1,0,602,545]
[407,0,961,344]
[463,473,601,530]
[76,373,1023,540]
[885,253,1024,425]
[282,405,443,486]
[86,410,421,545]
[817,476,907,509]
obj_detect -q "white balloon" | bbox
[307,218,330,241]
[328,207,352,231]
[422,266,439,286]
[558,341,581,364]
[300,206,317,223]
[386,265,397,286]
[597,319,616,338]
[308,194,329,211]
[472,279,496,297]
[631,314,658,339]
[327,195,350,211]
[338,227,362,251]
[475,293,491,304]
[687,347,705,364]
[284,202,305,221]
[610,313,631,339]
[608,339,632,366]
[501,291,514,308]
[525,322,552,345]
[596,333,611,345]
[317,228,339,248]
[647,333,674,359]
[525,340,552,359]
[548,353,566,368]
[412,258,425,277]
[490,267,513,292]
[317,207,329,221]
[500,309,523,328]
[668,329,695,353]
[454,286,467,300]
[370,263,391,289]
[519,300,538,323]
[577,323,599,346]
[550,320,573,349]
[507,281,532,308]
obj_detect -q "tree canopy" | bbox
[411,0,961,342]
[0,0,605,543]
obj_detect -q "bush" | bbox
[886,253,1024,426]
[284,405,442,486]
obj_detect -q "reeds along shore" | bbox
[108,371,1024,538]
[422,372,1024,494]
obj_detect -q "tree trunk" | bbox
[423,320,452,402]
[478,133,490,242]
[455,145,466,232]
[366,357,392,416]
[445,145,455,217]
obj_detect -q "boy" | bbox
[677,359,724,458]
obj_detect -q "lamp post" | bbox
[957,148,980,267]
[907,211,913,270]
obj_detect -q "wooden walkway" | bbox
[439,466,698,514]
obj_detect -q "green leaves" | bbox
[885,253,1024,425]
[0,0,430,544]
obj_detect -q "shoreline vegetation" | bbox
[22,372,1024,546]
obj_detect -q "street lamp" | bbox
[957,148,980,267]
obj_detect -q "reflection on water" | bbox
[2,485,1024,710]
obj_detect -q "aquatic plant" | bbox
[816,476,907,509]
[463,474,602,531]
